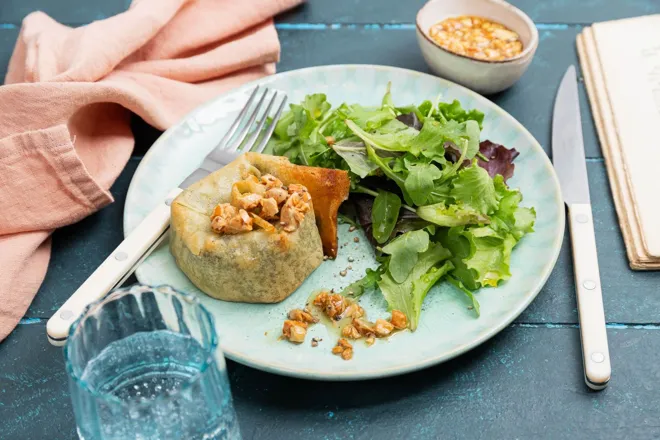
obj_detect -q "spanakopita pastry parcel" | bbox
[170,152,350,303]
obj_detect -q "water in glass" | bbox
[65,284,241,440]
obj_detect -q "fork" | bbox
[46,87,287,346]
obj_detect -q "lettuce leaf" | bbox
[331,140,378,178]
[416,203,490,227]
[303,93,332,120]
[381,230,430,283]
[450,163,499,215]
[378,244,452,330]
[491,175,536,239]
[462,226,516,287]
[438,100,485,128]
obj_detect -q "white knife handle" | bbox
[46,187,183,346]
[568,203,611,390]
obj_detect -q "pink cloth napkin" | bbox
[0,0,302,341]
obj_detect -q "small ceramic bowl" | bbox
[416,0,538,95]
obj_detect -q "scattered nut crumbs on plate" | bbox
[332,338,354,360]
[281,292,409,360]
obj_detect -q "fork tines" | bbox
[218,86,288,154]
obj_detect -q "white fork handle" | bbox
[568,203,611,390]
[46,187,183,346]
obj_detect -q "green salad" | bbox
[264,84,536,330]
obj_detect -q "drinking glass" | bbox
[64,284,241,440]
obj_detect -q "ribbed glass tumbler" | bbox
[64,284,241,440]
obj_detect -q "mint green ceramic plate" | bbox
[124,65,564,380]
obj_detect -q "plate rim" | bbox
[124,64,565,380]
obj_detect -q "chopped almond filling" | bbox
[391,310,408,329]
[282,320,308,343]
[332,338,353,360]
[282,292,408,360]
[288,308,318,324]
[211,204,253,235]
[282,307,319,344]
[210,173,312,235]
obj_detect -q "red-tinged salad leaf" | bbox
[396,112,422,130]
[476,140,520,182]
[445,140,519,183]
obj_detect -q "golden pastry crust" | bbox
[169,153,349,303]
[245,152,350,257]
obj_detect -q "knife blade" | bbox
[552,66,591,205]
[552,65,611,390]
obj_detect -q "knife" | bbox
[552,65,611,390]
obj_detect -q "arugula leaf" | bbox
[288,104,316,139]
[346,119,419,152]
[299,139,329,166]
[320,115,353,141]
[365,145,413,204]
[417,203,490,227]
[447,276,480,316]
[381,230,430,283]
[382,82,395,111]
[404,161,443,206]
[342,267,383,297]
[331,140,378,178]
[372,190,402,244]
[273,109,295,140]
[410,120,459,156]
[378,244,452,330]
[341,104,394,130]
[270,101,327,162]
[450,163,499,215]
[303,94,331,120]
[426,182,453,205]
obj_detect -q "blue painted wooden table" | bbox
[2,1,660,439]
